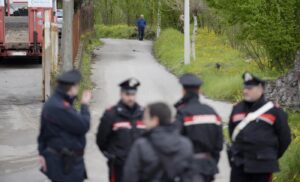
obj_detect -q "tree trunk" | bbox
[157,0,161,38]
[192,15,198,61]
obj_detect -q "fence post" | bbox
[51,23,59,73]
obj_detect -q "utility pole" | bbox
[184,0,190,65]
[156,0,161,38]
[62,0,74,72]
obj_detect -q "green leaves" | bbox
[206,0,299,70]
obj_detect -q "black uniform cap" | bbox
[57,70,82,84]
[179,73,203,88]
[243,72,265,88]
[119,78,140,94]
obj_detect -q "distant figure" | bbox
[228,72,291,182]
[96,78,144,182]
[179,14,185,33]
[37,70,92,182]
[123,102,195,182]
[136,14,147,41]
[174,73,223,182]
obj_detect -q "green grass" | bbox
[275,112,300,182]
[75,32,103,109]
[154,28,281,101]
[94,24,156,40]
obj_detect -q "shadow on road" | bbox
[0,57,41,69]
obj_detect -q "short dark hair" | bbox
[57,82,74,92]
[184,86,200,92]
[147,102,171,126]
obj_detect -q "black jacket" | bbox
[123,125,194,182]
[38,89,91,154]
[229,96,291,173]
[96,101,144,165]
[174,92,223,162]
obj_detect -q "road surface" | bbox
[86,39,232,182]
[0,39,232,182]
[0,58,46,181]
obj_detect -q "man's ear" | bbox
[153,116,160,126]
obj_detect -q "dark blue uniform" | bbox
[136,18,146,40]
[38,89,90,182]
[175,74,223,182]
[228,72,291,182]
[97,101,144,182]
[229,97,291,182]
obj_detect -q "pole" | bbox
[43,10,51,101]
[184,0,190,65]
[62,0,73,72]
[156,0,161,38]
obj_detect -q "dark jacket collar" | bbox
[243,96,267,112]
[144,124,181,154]
[116,100,143,119]
[54,88,76,105]
[174,92,199,108]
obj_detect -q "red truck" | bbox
[0,0,53,59]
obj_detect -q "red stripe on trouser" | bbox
[110,167,115,182]
[269,173,273,182]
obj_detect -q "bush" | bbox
[95,24,156,40]
[205,0,300,71]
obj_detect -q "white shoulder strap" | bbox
[231,101,274,141]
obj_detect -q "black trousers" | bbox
[138,27,145,40]
[108,161,123,182]
[230,165,272,182]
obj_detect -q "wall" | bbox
[265,50,300,110]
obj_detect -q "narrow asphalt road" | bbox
[0,39,232,182]
[86,39,232,182]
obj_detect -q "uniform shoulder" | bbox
[43,95,66,111]
[104,105,117,113]
[233,101,244,108]
[200,103,216,111]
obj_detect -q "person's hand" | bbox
[81,90,92,105]
[39,155,47,172]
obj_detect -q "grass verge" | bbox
[274,112,300,182]
[75,32,103,109]
[154,28,280,101]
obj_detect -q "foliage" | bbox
[205,0,300,71]
[74,32,103,109]
[94,24,156,40]
[93,0,181,28]
[274,112,300,182]
[154,28,280,101]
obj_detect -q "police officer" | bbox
[228,72,291,182]
[174,73,223,182]
[96,78,144,182]
[123,102,195,182]
[38,70,92,182]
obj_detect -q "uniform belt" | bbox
[47,147,84,157]
[194,153,212,159]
